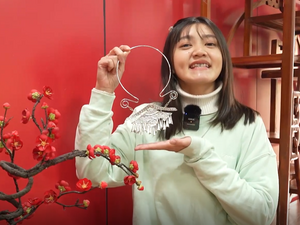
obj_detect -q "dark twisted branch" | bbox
[30,95,43,133]
[0,148,138,224]
[0,150,87,223]
[0,108,13,158]
[0,192,19,208]
[1,185,100,223]
[1,150,136,180]
[0,161,27,177]
[27,150,87,176]
[0,177,33,200]
[0,206,23,221]
[0,150,87,178]
[6,203,41,225]
[55,186,99,209]
[0,90,141,225]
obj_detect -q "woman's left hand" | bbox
[135,136,191,152]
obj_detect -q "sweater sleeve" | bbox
[75,88,137,187]
[180,116,279,225]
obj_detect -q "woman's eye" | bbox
[205,42,217,47]
[180,43,191,48]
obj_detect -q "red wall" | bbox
[0,0,273,225]
[0,0,105,224]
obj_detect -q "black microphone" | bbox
[183,105,201,131]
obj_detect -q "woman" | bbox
[75,17,278,225]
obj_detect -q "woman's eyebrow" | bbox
[179,34,216,41]
[201,34,216,39]
[179,35,191,41]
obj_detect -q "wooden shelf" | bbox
[232,54,300,69]
[290,185,298,194]
[261,68,300,79]
[268,132,280,144]
[290,177,299,194]
[294,91,300,97]
[249,10,300,34]
[238,2,300,225]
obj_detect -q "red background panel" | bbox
[0,0,105,224]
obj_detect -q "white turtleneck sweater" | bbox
[176,83,221,115]
[75,86,278,225]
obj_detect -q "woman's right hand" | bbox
[95,45,131,93]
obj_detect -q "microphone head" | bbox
[183,105,201,131]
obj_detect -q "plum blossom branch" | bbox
[30,94,43,133]
[0,150,86,178]
[0,178,34,200]
[0,86,143,225]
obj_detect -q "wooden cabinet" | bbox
[228,1,299,224]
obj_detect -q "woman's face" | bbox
[173,23,222,95]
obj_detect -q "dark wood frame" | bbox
[202,0,298,224]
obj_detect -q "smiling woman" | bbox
[75,16,279,225]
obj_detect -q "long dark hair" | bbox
[160,16,258,139]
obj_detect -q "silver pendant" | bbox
[127,103,177,135]
[116,45,178,135]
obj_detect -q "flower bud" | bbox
[100,181,108,189]
[94,145,102,153]
[3,102,10,109]
[41,102,49,109]
[21,108,31,124]
[28,89,42,102]
[83,199,90,208]
[103,149,110,156]
[137,185,144,191]
[114,155,121,164]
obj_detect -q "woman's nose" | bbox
[192,46,207,57]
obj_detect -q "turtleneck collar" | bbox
[176,83,222,115]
